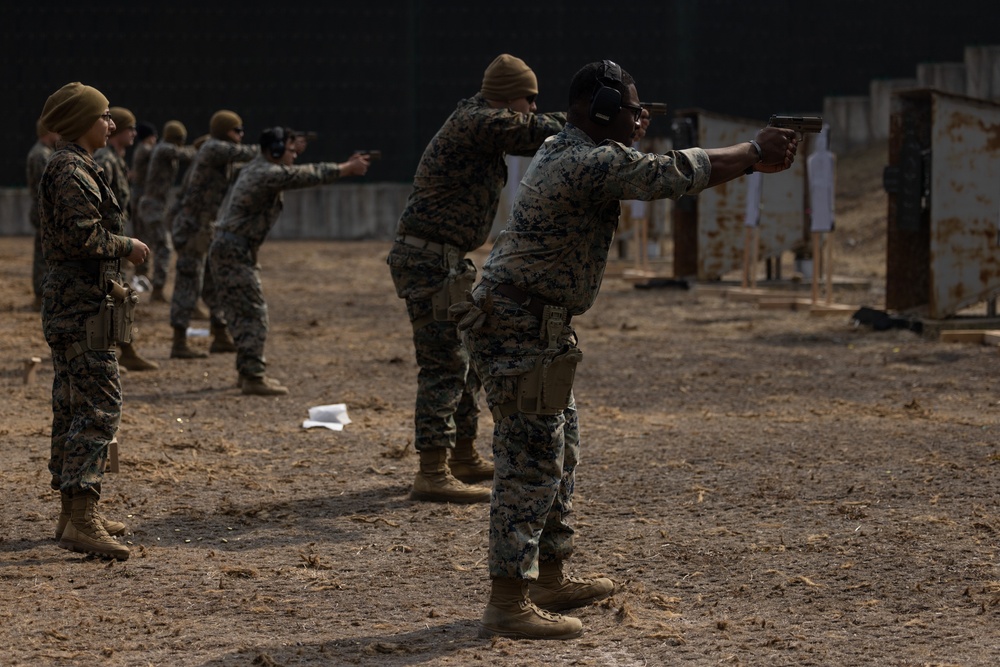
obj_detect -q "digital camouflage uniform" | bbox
[139,141,197,290]
[27,139,54,300]
[464,124,711,579]
[170,137,258,330]
[129,140,153,258]
[38,143,134,493]
[94,146,131,220]
[208,154,343,379]
[387,93,565,453]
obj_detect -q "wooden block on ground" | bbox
[810,304,859,317]
[939,330,987,343]
[620,268,660,283]
[758,298,814,311]
[107,437,120,473]
[724,288,794,302]
[23,357,41,384]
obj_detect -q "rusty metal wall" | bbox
[929,93,1000,317]
[672,109,807,280]
[887,90,1000,319]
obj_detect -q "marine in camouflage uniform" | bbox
[128,120,157,274]
[461,60,799,639]
[138,120,197,301]
[387,54,566,504]
[26,121,59,309]
[169,110,257,359]
[37,82,152,561]
[94,107,159,372]
[209,127,370,395]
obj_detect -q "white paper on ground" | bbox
[303,403,351,431]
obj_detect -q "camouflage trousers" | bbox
[137,197,174,289]
[47,337,122,493]
[463,291,579,579]
[388,242,481,450]
[170,213,224,329]
[209,236,268,378]
[410,317,482,450]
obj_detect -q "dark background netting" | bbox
[2,0,995,185]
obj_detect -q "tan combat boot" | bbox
[149,285,168,303]
[241,375,289,396]
[410,449,490,503]
[118,341,159,371]
[171,326,208,359]
[480,577,583,640]
[448,438,494,483]
[58,489,130,560]
[55,490,126,540]
[209,323,237,353]
[528,560,615,612]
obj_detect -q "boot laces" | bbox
[520,599,563,622]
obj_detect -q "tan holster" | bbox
[516,346,583,415]
[430,244,476,322]
[71,279,138,362]
[496,304,580,418]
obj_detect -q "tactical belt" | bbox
[488,281,572,324]
[62,259,108,277]
[396,234,444,255]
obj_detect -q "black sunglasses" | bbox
[621,103,643,123]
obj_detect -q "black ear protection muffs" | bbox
[589,60,624,126]
[262,126,287,159]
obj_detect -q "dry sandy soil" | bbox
[1,145,998,666]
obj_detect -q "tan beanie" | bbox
[109,106,136,137]
[481,54,538,101]
[40,82,109,141]
[35,118,48,138]
[163,120,188,144]
[210,110,242,140]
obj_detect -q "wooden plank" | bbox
[939,330,987,343]
[981,330,1000,345]
[724,288,807,302]
[620,268,661,283]
[758,298,815,311]
[809,304,859,317]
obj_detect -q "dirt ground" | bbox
[1,146,998,666]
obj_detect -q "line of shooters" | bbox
[32,53,813,641]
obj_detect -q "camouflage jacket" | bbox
[38,143,132,337]
[394,94,566,252]
[94,146,131,218]
[130,141,154,197]
[144,141,198,202]
[215,154,342,252]
[481,124,711,315]
[26,140,54,229]
[176,138,259,227]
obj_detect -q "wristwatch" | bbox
[745,140,763,175]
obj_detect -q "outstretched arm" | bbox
[705,127,798,187]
